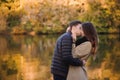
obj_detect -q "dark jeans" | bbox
[53,74,66,80]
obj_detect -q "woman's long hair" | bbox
[82,22,99,55]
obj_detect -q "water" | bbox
[0,34,120,80]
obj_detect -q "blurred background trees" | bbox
[0,0,120,34]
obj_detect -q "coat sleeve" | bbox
[61,36,83,66]
[72,41,92,59]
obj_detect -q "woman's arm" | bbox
[72,41,92,60]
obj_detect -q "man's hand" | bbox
[82,60,86,66]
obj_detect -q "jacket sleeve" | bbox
[61,36,83,66]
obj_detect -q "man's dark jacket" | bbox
[51,32,83,78]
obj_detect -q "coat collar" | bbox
[75,37,89,46]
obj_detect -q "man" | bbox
[51,20,84,80]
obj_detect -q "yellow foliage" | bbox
[11,26,26,34]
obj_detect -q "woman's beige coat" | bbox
[67,41,92,80]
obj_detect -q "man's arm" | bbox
[61,36,83,66]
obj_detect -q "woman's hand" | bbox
[72,34,76,42]
[66,26,76,42]
[66,26,71,32]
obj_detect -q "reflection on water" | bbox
[0,35,57,80]
[0,34,120,80]
[87,34,120,80]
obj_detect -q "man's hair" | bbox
[69,20,82,27]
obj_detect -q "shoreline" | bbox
[0,31,120,36]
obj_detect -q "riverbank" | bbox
[0,26,120,35]
[0,30,119,36]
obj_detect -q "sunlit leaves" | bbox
[0,0,120,33]
[85,0,120,32]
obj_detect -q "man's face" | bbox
[75,24,83,36]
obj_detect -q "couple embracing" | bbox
[51,20,99,80]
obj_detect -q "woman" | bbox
[67,22,99,80]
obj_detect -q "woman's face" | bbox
[79,25,84,36]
